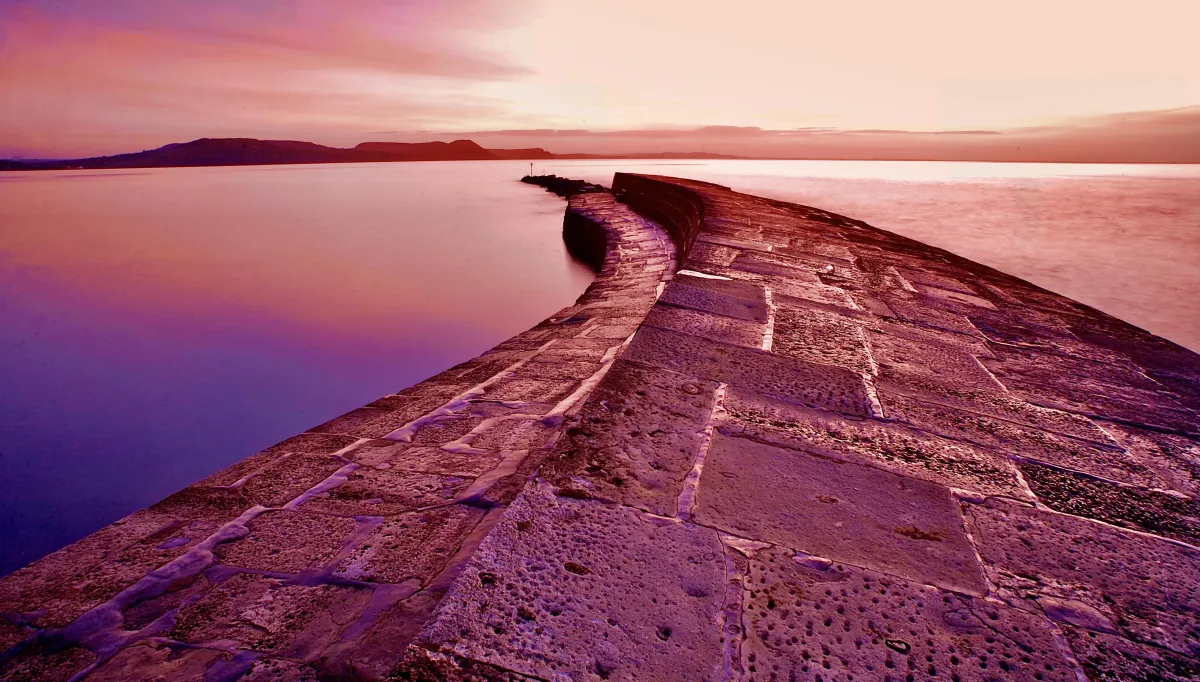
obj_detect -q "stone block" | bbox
[414,486,726,682]
[240,453,348,509]
[771,305,873,373]
[170,573,371,658]
[334,505,485,585]
[299,467,470,516]
[539,359,718,516]
[644,303,766,348]
[623,326,870,418]
[967,498,1200,656]
[215,510,357,573]
[695,432,986,595]
[741,547,1075,682]
[721,389,1024,497]
[1064,627,1200,682]
[659,274,769,322]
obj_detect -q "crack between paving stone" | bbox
[678,383,730,522]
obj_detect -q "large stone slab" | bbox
[623,326,871,418]
[539,359,719,516]
[695,432,986,595]
[410,485,727,681]
[721,388,1025,497]
[967,498,1200,657]
[741,546,1076,682]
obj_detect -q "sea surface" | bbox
[1,159,1198,576]
[0,161,593,575]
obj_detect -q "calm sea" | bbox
[1,159,1197,575]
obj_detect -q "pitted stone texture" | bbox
[722,388,1024,497]
[659,273,769,322]
[771,306,873,374]
[85,643,226,681]
[1017,462,1200,546]
[413,486,726,682]
[299,466,470,516]
[170,573,372,658]
[242,658,322,682]
[742,547,1076,682]
[1064,627,1200,682]
[881,392,1163,487]
[695,433,986,595]
[645,303,766,348]
[334,505,485,585]
[540,360,719,516]
[215,510,357,573]
[967,498,1200,657]
[624,326,871,418]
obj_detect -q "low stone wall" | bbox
[3,174,1199,681]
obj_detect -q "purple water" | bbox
[0,161,593,575]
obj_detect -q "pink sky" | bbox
[2,0,1198,159]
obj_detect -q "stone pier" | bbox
[1,174,1197,681]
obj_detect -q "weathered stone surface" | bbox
[1018,462,1200,545]
[539,359,719,516]
[1064,626,1200,682]
[412,486,727,681]
[696,433,986,594]
[170,573,372,657]
[334,505,485,585]
[967,498,1200,657]
[722,388,1025,497]
[771,305,873,373]
[624,325,871,418]
[659,273,769,322]
[86,643,225,681]
[644,303,766,348]
[298,466,470,516]
[215,510,358,573]
[742,547,1076,682]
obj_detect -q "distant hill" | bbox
[0,138,564,171]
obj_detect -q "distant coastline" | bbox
[0,137,744,172]
[7,135,1196,172]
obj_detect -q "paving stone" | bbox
[771,305,873,373]
[299,467,470,516]
[696,433,985,594]
[334,505,484,585]
[883,297,981,336]
[659,273,769,322]
[895,266,976,294]
[684,240,741,268]
[1064,627,1200,682]
[468,418,558,451]
[241,658,321,682]
[882,392,1164,487]
[0,639,96,682]
[721,388,1024,497]
[409,416,485,446]
[170,573,372,658]
[86,643,225,681]
[482,377,579,403]
[868,328,1004,396]
[624,326,871,418]
[540,359,719,516]
[215,510,357,573]
[742,546,1076,682]
[239,453,348,509]
[1017,462,1200,546]
[350,395,461,439]
[1103,422,1200,496]
[414,485,726,682]
[967,498,1200,656]
[363,443,502,477]
[645,302,766,348]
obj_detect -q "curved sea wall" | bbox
[2,174,1199,681]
